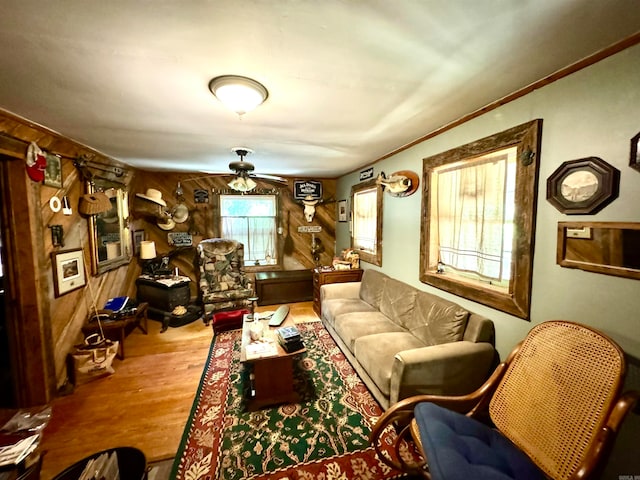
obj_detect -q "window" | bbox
[351,180,383,266]
[420,119,542,319]
[433,147,516,287]
[220,195,277,265]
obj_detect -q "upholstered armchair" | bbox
[196,238,254,324]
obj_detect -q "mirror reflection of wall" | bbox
[558,222,640,279]
[96,190,121,262]
[87,181,132,275]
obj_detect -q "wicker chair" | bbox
[196,238,254,325]
[370,321,639,480]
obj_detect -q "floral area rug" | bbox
[171,321,416,480]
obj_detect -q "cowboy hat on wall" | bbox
[135,188,174,230]
[136,188,167,206]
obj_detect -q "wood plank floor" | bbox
[38,301,319,480]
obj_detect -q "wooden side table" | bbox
[313,268,363,316]
[81,303,148,360]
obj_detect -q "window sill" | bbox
[245,264,283,273]
[421,269,527,319]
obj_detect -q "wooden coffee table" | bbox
[240,314,306,411]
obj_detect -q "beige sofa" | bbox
[320,269,497,409]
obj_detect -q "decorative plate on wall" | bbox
[546,157,620,214]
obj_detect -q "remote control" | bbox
[268,305,290,326]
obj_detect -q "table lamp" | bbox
[140,240,157,276]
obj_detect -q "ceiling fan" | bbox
[227,147,287,192]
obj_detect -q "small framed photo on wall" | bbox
[51,248,86,297]
[338,199,348,222]
[44,154,63,188]
[132,229,147,255]
[630,131,640,172]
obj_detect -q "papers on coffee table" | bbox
[245,340,279,360]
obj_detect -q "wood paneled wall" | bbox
[129,171,337,295]
[0,108,338,405]
[0,111,140,404]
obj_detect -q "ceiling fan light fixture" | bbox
[228,175,257,192]
[209,75,268,116]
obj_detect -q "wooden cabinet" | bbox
[313,268,363,316]
[255,270,313,306]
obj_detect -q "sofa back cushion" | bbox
[379,278,418,327]
[359,269,389,308]
[406,291,469,346]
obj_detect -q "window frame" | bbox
[219,193,280,268]
[350,179,383,266]
[420,119,542,319]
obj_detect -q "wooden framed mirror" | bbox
[557,222,640,280]
[87,180,132,275]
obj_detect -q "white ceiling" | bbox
[0,1,638,178]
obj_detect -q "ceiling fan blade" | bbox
[253,173,288,184]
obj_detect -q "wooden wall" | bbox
[129,171,337,297]
[0,109,337,405]
[0,111,140,404]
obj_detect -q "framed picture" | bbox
[51,248,86,297]
[546,156,620,215]
[630,131,640,172]
[44,154,63,188]
[338,199,347,222]
[132,229,146,255]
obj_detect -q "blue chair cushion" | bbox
[414,403,545,480]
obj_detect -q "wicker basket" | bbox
[79,192,113,215]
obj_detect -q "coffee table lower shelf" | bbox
[246,355,302,411]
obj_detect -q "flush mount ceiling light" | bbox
[209,75,268,116]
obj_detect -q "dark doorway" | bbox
[0,159,16,407]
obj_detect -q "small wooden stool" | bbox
[81,303,148,359]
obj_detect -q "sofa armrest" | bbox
[390,341,496,405]
[320,282,362,301]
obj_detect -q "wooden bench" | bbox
[254,270,313,306]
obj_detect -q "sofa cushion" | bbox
[322,298,377,328]
[334,312,405,353]
[359,270,389,308]
[406,291,469,346]
[354,332,426,397]
[379,278,418,327]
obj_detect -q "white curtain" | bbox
[353,189,377,252]
[220,195,277,263]
[222,217,275,262]
[436,156,507,280]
